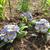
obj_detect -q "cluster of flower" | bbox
[35,19,50,33]
[0,25,20,43]
[35,19,50,41]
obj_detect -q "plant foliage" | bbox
[17,23,28,38]
[0,0,6,20]
[21,0,28,12]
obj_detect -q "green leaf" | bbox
[31,20,36,24]
[0,4,3,8]
[20,26,28,31]
[47,0,50,6]
[0,0,6,20]
[47,0,50,3]
[48,28,50,32]
[17,31,27,38]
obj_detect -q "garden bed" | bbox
[0,0,50,50]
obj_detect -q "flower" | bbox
[0,24,20,43]
[35,19,49,33]
[21,12,33,21]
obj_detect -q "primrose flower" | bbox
[0,24,20,43]
[35,19,49,33]
[21,11,33,21]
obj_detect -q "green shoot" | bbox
[21,0,28,12]
[0,0,6,20]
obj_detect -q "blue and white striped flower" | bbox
[0,24,20,43]
[35,19,50,33]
